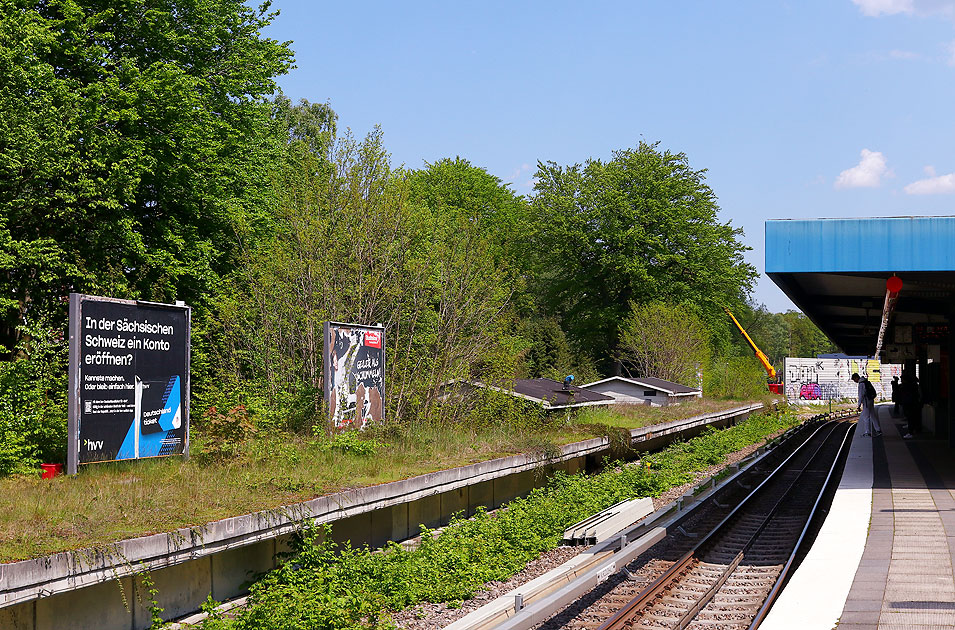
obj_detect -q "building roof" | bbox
[443,378,613,410]
[582,376,701,396]
[765,216,955,356]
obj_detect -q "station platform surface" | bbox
[762,404,955,630]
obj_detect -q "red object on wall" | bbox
[40,463,63,479]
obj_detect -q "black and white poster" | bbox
[324,322,385,430]
[67,294,190,473]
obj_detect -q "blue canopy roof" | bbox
[765,216,955,356]
[766,216,955,275]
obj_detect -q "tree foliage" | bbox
[617,301,709,386]
[0,0,293,351]
[214,127,523,427]
[532,142,756,370]
[0,2,795,470]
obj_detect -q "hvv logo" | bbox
[84,439,104,451]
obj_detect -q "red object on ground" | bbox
[40,463,63,479]
[886,275,903,293]
[768,383,784,395]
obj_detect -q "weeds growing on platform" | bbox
[198,409,800,630]
[0,398,761,563]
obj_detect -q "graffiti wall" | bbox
[784,357,902,404]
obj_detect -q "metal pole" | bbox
[66,294,81,475]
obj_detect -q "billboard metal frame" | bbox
[67,293,191,475]
[323,321,386,430]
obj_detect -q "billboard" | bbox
[67,294,190,473]
[783,357,902,404]
[324,322,385,429]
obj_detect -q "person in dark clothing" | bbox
[891,376,900,416]
[899,370,921,439]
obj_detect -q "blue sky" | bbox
[264,0,955,312]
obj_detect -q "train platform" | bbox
[763,404,955,629]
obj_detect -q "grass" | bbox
[0,397,769,563]
[201,407,803,630]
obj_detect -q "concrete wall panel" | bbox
[493,469,535,509]
[330,512,372,548]
[36,576,132,630]
[467,480,494,516]
[210,541,273,601]
[367,504,399,549]
[389,502,409,544]
[0,600,33,630]
[133,561,210,626]
[407,492,441,533]
[439,487,468,526]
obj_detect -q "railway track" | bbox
[535,420,853,630]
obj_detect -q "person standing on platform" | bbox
[852,372,881,437]
[891,376,900,416]
[899,370,921,439]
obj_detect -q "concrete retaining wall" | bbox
[0,403,764,630]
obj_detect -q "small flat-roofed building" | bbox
[441,378,614,411]
[581,376,702,407]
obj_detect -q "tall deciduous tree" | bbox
[0,0,293,351]
[216,131,522,427]
[617,301,709,386]
[532,142,756,370]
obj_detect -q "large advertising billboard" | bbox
[324,322,385,429]
[67,294,190,473]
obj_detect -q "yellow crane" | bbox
[724,307,782,393]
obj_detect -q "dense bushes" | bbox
[202,410,799,630]
[0,2,798,471]
[0,322,66,475]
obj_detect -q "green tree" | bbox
[215,132,522,428]
[522,317,574,379]
[408,157,531,277]
[0,0,293,351]
[531,142,756,370]
[782,310,837,358]
[617,301,709,386]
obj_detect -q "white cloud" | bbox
[947,40,955,65]
[509,163,532,180]
[889,49,921,59]
[905,170,955,193]
[834,149,890,189]
[853,0,955,17]
[853,0,914,16]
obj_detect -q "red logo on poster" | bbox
[364,331,382,348]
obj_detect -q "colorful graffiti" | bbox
[784,357,902,404]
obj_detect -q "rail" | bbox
[596,421,852,629]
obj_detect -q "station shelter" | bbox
[766,216,955,445]
[764,215,955,628]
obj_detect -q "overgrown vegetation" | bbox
[0,0,834,544]
[198,409,800,630]
[0,3,816,459]
[0,398,755,563]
